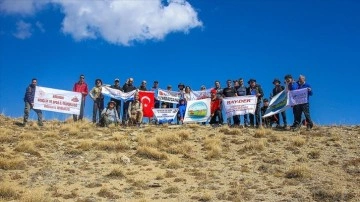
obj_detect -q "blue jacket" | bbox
[177,103,186,118]
[287,82,299,91]
[24,84,36,103]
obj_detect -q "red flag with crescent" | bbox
[138,91,155,117]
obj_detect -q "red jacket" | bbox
[211,98,221,114]
[73,82,88,100]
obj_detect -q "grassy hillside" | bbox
[0,115,359,201]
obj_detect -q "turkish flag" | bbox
[139,91,155,117]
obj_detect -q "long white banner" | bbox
[262,88,309,118]
[222,95,257,117]
[152,108,179,123]
[183,98,211,123]
[101,86,137,101]
[34,86,82,115]
[157,89,181,104]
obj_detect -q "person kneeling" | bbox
[100,101,120,127]
[128,93,143,127]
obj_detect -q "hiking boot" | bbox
[38,122,43,127]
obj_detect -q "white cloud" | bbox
[13,20,32,39]
[0,0,49,15]
[1,0,202,45]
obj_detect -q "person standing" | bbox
[222,79,239,127]
[284,74,299,129]
[23,78,43,126]
[73,74,88,121]
[246,79,264,128]
[270,78,287,128]
[209,89,222,126]
[234,78,249,127]
[295,75,314,130]
[212,80,224,124]
[139,80,147,91]
[110,78,122,120]
[151,80,160,108]
[122,77,137,124]
[89,79,104,124]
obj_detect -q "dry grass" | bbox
[254,128,272,138]
[20,189,50,202]
[285,165,311,179]
[106,168,126,179]
[0,115,359,201]
[0,182,19,200]
[14,141,41,156]
[291,136,306,147]
[0,156,26,170]
[136,146,168,160]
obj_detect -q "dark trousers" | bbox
[23,102,43,123]
[232,115,241,126]
[209,110,223,124]
[92,98,104,123]
[73,99,85,121]
[294,103,313,126]
[274,111,287,126]
[249,103,261,127]
[122,100,131,123]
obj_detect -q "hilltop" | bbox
[0,115,359,201]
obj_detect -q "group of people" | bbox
[23,74,313,130]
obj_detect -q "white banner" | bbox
[152,108,179,124]
[184,98,211,123]
[192,89,211,100]
[289,88,308,106]
[222,95,257,117]
[33,86,82,115]
[101,86,136,101]
[262,90,290,118]
[157,89,181,104]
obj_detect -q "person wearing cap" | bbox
[72,74,88,122]
[270,78,287,128]
[209,89,222,126]
[100,101,120,127]
[23,78,43,126]
[139,80,147,91]
[90,79,104,124]
[295,74,314,130]
[246,78,264,128]
[151,80,160,108]
[110,78,122,120]
[177,83,185,99]
[122,77,137,124]
[234,78,249,127]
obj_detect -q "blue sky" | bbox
[0,0,359,125]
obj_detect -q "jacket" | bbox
[73,82,88,100]
[246,84,264,103]
[24,84,36,103]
